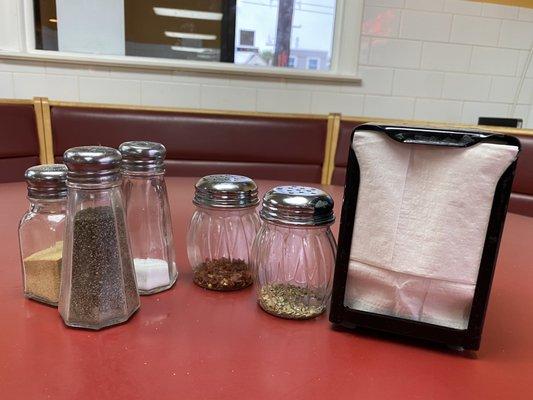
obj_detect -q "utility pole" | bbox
[274,0,294,67]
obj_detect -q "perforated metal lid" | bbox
[193,174,259,208]
[25,164,68,199]
[260,185,335,226]
[119,141,166,174]
[63,146,122,186]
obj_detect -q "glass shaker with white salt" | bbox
[119,141,178,295]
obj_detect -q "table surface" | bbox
[1,177,532,400]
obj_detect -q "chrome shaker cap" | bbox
[63,146,122,186]
[24,164,68,199]
[260,186,335,226]
[193,174,259,208]
[119,141,166,174]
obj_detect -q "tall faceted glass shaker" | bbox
[251,186,337,319]
[187,175,260,291]
[59,146,140,330]
[19,164,68,306]
[119,141,178,295]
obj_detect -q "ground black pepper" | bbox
[67,206,139,327]
[193,257,253,291]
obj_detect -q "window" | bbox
[239,30,255,47]
[307,57,319,70]
[288,56,296,68]
[1,0,363,82]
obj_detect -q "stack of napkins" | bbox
[344,130,518,329]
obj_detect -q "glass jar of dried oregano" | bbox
[252,186,337,320]
[187,175,260,291]
[19,164,68,306]
[59,146,140,330]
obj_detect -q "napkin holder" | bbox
[329,123,520,350]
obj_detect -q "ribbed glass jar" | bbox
[187,175,260,291]
[251,186,337,319]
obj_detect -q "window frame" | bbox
[0,0,362,83]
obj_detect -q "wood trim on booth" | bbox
[324,114,341,185]
[341,115,533,137]
[32,97,48,164]
[45,100,329,121]
[40,98,55,164]
[321,114,337,184]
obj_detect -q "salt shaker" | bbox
[59,146,140,330]
[187,175,260,291]
[252,186,337,319]
[119,141,178,295]
[19,164,67,306]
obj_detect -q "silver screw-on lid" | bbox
[260,186,335,226]
[118,141,166,174]
[193,174,259,208]
[25,164,68,199]
[63,146,122,186]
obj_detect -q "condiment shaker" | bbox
[251,186,337,319]
[119,141,178,295]
[59,146,140,330]
[19,164,68,306]
[187,175,260,291]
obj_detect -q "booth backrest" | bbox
[49,105,328,183]
[331,120,533,218]
[330,119,368,185]
[0,102,41,183]
[509,134,533,217]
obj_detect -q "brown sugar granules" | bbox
[258,283,326,319]
[23,241,63,305]
[193,257,253,291]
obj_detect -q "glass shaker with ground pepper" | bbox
[187,175,260,291]
[19,164,68,306]
[251,186,337,319]
[59,146,140,330]
[119,141,178,295]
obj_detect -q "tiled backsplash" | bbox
[0,0,532,127]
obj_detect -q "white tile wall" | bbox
[399,10,452,42]
[450,15,501,46]
[0,0,532,128]
[421,42,472,72]
[368,38,422,68]
[469,47,520,76]
[444,0,482,16]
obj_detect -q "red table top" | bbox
[1,177,532,400]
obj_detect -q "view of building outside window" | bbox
[32,0,336,71]
[234,0,336,71]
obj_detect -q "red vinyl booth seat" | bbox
[0,103,40,183]
[50,106,328,183]
[332,121,533,218]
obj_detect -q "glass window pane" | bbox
[32,0,336,71]
[234,0,336,70]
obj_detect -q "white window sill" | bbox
[0,50,362,84]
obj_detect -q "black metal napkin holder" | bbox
[329,123,520,350]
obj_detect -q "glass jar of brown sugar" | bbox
[187,175,260,291]
[19,164,68,306]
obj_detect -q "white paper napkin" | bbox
[344,130,518,329]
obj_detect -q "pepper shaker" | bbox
[59,146,140,330]
[119,141,178,295]
[251,186,337,319]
